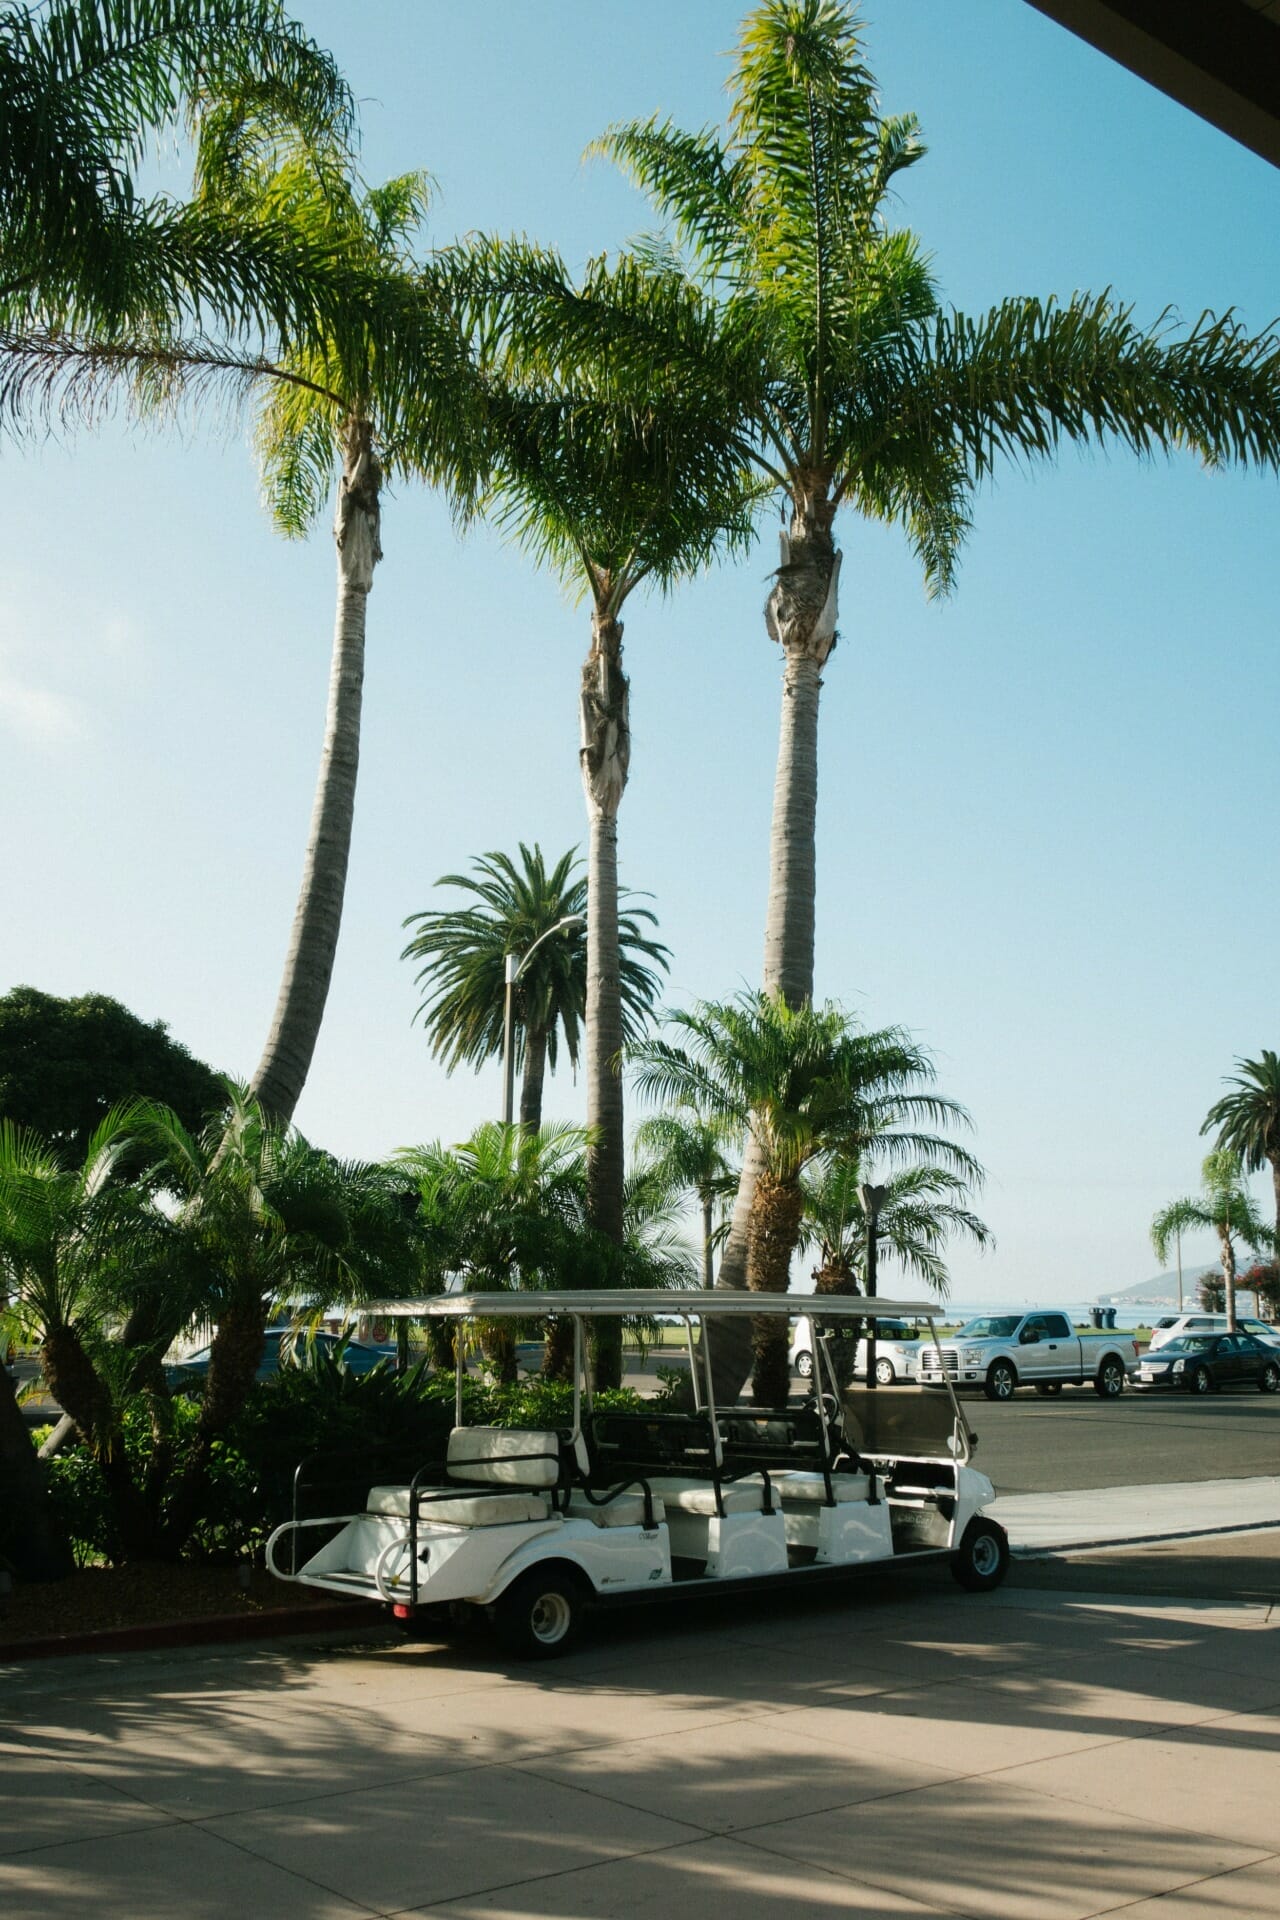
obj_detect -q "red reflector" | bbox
[392,1604,412,1619]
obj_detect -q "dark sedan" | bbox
[1136,1332,1280,1395]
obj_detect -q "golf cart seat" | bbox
[566,1488,666,1528]
[647,1474,773,1515]
[775,1471,874,1505]
[366,1487,551,1527]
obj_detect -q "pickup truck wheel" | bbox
[1260,1362,1280,1394]
[1093,1357,1125,1398]
[984,1359,1017,1401]
[1034,1382,1063,1397]
[874,1357,896,1386]
[794,1349,814,1379]
[951,1517,1010,1592]
[489,1567,586,1659]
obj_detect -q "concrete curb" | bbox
[0,1598,385,1663]
[1013,1516,1280,1558]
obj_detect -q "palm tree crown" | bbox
[1152,1150,1269,1332]
[402,844,670,1132]
[1202,1051,1280,1254]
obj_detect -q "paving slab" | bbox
[203,1763,702,1913]
[740,1774,1271,1920]
[426,1833,953,1919]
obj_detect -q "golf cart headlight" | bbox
[1171,1359,1184,1373]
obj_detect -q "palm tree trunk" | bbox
[1220,1227,1238,1332]
[710,492,841,1398]
[701,1194,714,1289]
[252,416,381,1124]
[580,607,629,1390]
[747,1172,805,1404]
[0,1361,73,1581]
[519,1024,549,1131]
[1270,1152,1280,1261]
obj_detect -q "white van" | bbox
[1148,1312,1280,1352]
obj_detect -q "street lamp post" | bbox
[500,915,585,1126]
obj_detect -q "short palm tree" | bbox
[1202,1052,1280,1255]
[631,991,969,1403]
[799,1155,990,1301]
[402,844,669,1131]
[586,0,1280,1296]
[1152,1151,1269,1333]
[633,1110,740,1288]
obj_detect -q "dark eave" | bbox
[1025,1,1280,168]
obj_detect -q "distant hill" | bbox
[1110,1267,1221,1306]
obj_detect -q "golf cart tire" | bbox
[489,1564,587,1659]
[984,1360,1017,1401]
[1093,1357,1125,1398]
[874,1357,896,1386]
[794,1349,814,1379]
[951,1517,1010,1592]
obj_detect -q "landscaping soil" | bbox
[0,1561,367,1650]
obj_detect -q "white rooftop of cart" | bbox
[367,1290,938,1321]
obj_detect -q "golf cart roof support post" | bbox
[684,1315,702,1410]
[455,1330,463,1429]
[702,1313,725,1474]
[808,1316,839,1501]
[928,1319,973,1462]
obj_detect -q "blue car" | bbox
[166,1327,396,1391]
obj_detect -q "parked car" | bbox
[788,1317,925,1386]
[1147,1313,1280,1353]
[917,1310,1138,1400]
[1135,1331,1280,1394]
[166,1326,396,1391]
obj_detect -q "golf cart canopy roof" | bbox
[369,1290,938,1322]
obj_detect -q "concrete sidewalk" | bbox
[993,1473,1280,1553]
[6,1548,1280,1920]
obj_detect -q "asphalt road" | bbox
[958,1384,1280,1494]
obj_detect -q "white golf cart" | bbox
[265,1290,1007,1658]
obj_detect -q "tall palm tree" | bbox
[586,0,1280,1299]
[631,991,969,1402]
[0,0,358,350]
[1202,1052,1280,1257]
[633,1110,739,1288]
[461,282,754,1384]
[402,843,670,1131]
[178,135,484,1125]
[1152,1150,1269,1333]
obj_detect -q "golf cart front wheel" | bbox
[489,1567,586,1659]
[794,1349,814,1379]
[951,1517,1010,1592]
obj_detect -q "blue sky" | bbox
[3,1,1279,1304]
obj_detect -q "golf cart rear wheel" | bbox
[951,1517,1010,1592]
[874,1357,896,1386]
[794,1349,814,1378]
[490,1567,585,1659]
[1093,1357,1125,1398]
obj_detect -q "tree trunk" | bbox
[251,417,381,1125]
[746,1172,805,1405]
[41,1322,156,1558]
[711,489,841,1398]
[1271,1152,1280,1260]
[580,607,629,1390]
[159,1295,267,1555]
[814,1254,863,1391]
[520,1024,549,1132]
[0,1360,74,1582]
[701,1194,715,1289]
[1220,1227,1238,1332]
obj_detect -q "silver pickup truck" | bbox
[917,1310,1139,1400]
